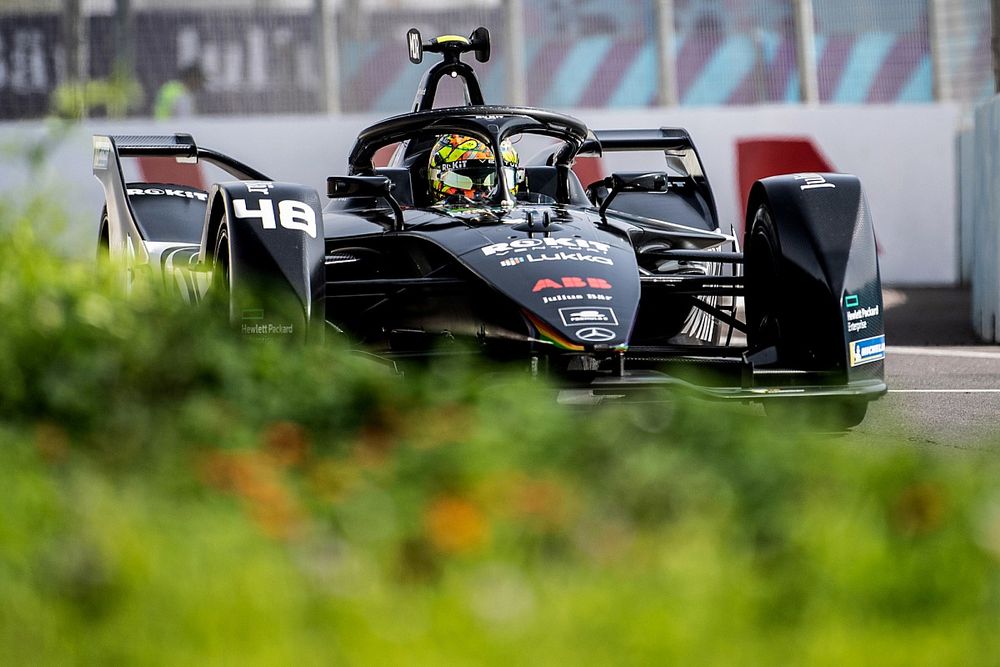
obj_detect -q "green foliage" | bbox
[2,197,999,665]
[50,70,144,120]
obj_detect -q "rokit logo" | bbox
[127,187,208,201]
[559,307,618,327]
[532,277,611,293]
[482,238,611,257]
[499,252,613,267]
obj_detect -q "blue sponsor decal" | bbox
[850,334,885,367]
[844,294,859,308]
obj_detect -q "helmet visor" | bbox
[439,166,498,192]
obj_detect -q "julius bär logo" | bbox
[532,277,612,292]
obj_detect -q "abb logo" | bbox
[532,277,611,292]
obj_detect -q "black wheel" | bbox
[208,213,314,339]
[744,202,782,356]
[210,215,236,321]
[97,205,111,264]
[97,205,134,291]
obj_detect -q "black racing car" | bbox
[93,27,886,427]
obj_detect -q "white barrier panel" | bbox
[578,105,961,286]
[968,98,1000,342]
[0,103,960,284]
[957,125,975,285]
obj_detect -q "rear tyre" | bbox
[96,205,134,292]
[97,206,111,263]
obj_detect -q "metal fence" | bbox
[0,0,992,119]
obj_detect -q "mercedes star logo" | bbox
[575,327,616,342]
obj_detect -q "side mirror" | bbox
[586,180,610,207]
[470,26,490,63]
[598,171,670,218]
[407,29,423,64]
[327,175,392,198]
[327,175,404,231]
[608,171,669,193]
[407,26,490,65]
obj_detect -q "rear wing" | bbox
[92,133,270,266]
[582,127,719,230]
[582,128,707,180]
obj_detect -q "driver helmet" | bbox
[428,134,521,204]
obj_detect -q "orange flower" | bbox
[482,472,577,531]
[424,495,490,554]
[262,421,310,468]
[199,450,303,540]
[509,476,574,530]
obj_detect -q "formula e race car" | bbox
[93,27,886,428]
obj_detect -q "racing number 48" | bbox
[233,198,317,239]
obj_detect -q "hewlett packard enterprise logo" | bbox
[850,334,885,367]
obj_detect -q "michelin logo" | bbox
[850,334,885,367]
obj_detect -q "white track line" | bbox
[887,346,1000,360]
[889,389,1000,393]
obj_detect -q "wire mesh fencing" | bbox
[0,0,993,120]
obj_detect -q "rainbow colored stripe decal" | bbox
[525,311,585,351]
[524,311,628,352]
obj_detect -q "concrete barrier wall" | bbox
[0,103,961,285]
[967,98,1000,342]
[958,125,975,285]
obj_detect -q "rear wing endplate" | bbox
[92,133,270,268]
[582,128,707,180]
[581,127,718,229]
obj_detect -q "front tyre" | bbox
[744,202,782,358]
[210,214,236,321]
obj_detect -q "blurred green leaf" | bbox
[1,197,999,664]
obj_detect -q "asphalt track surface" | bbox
[843,287,1000,451]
